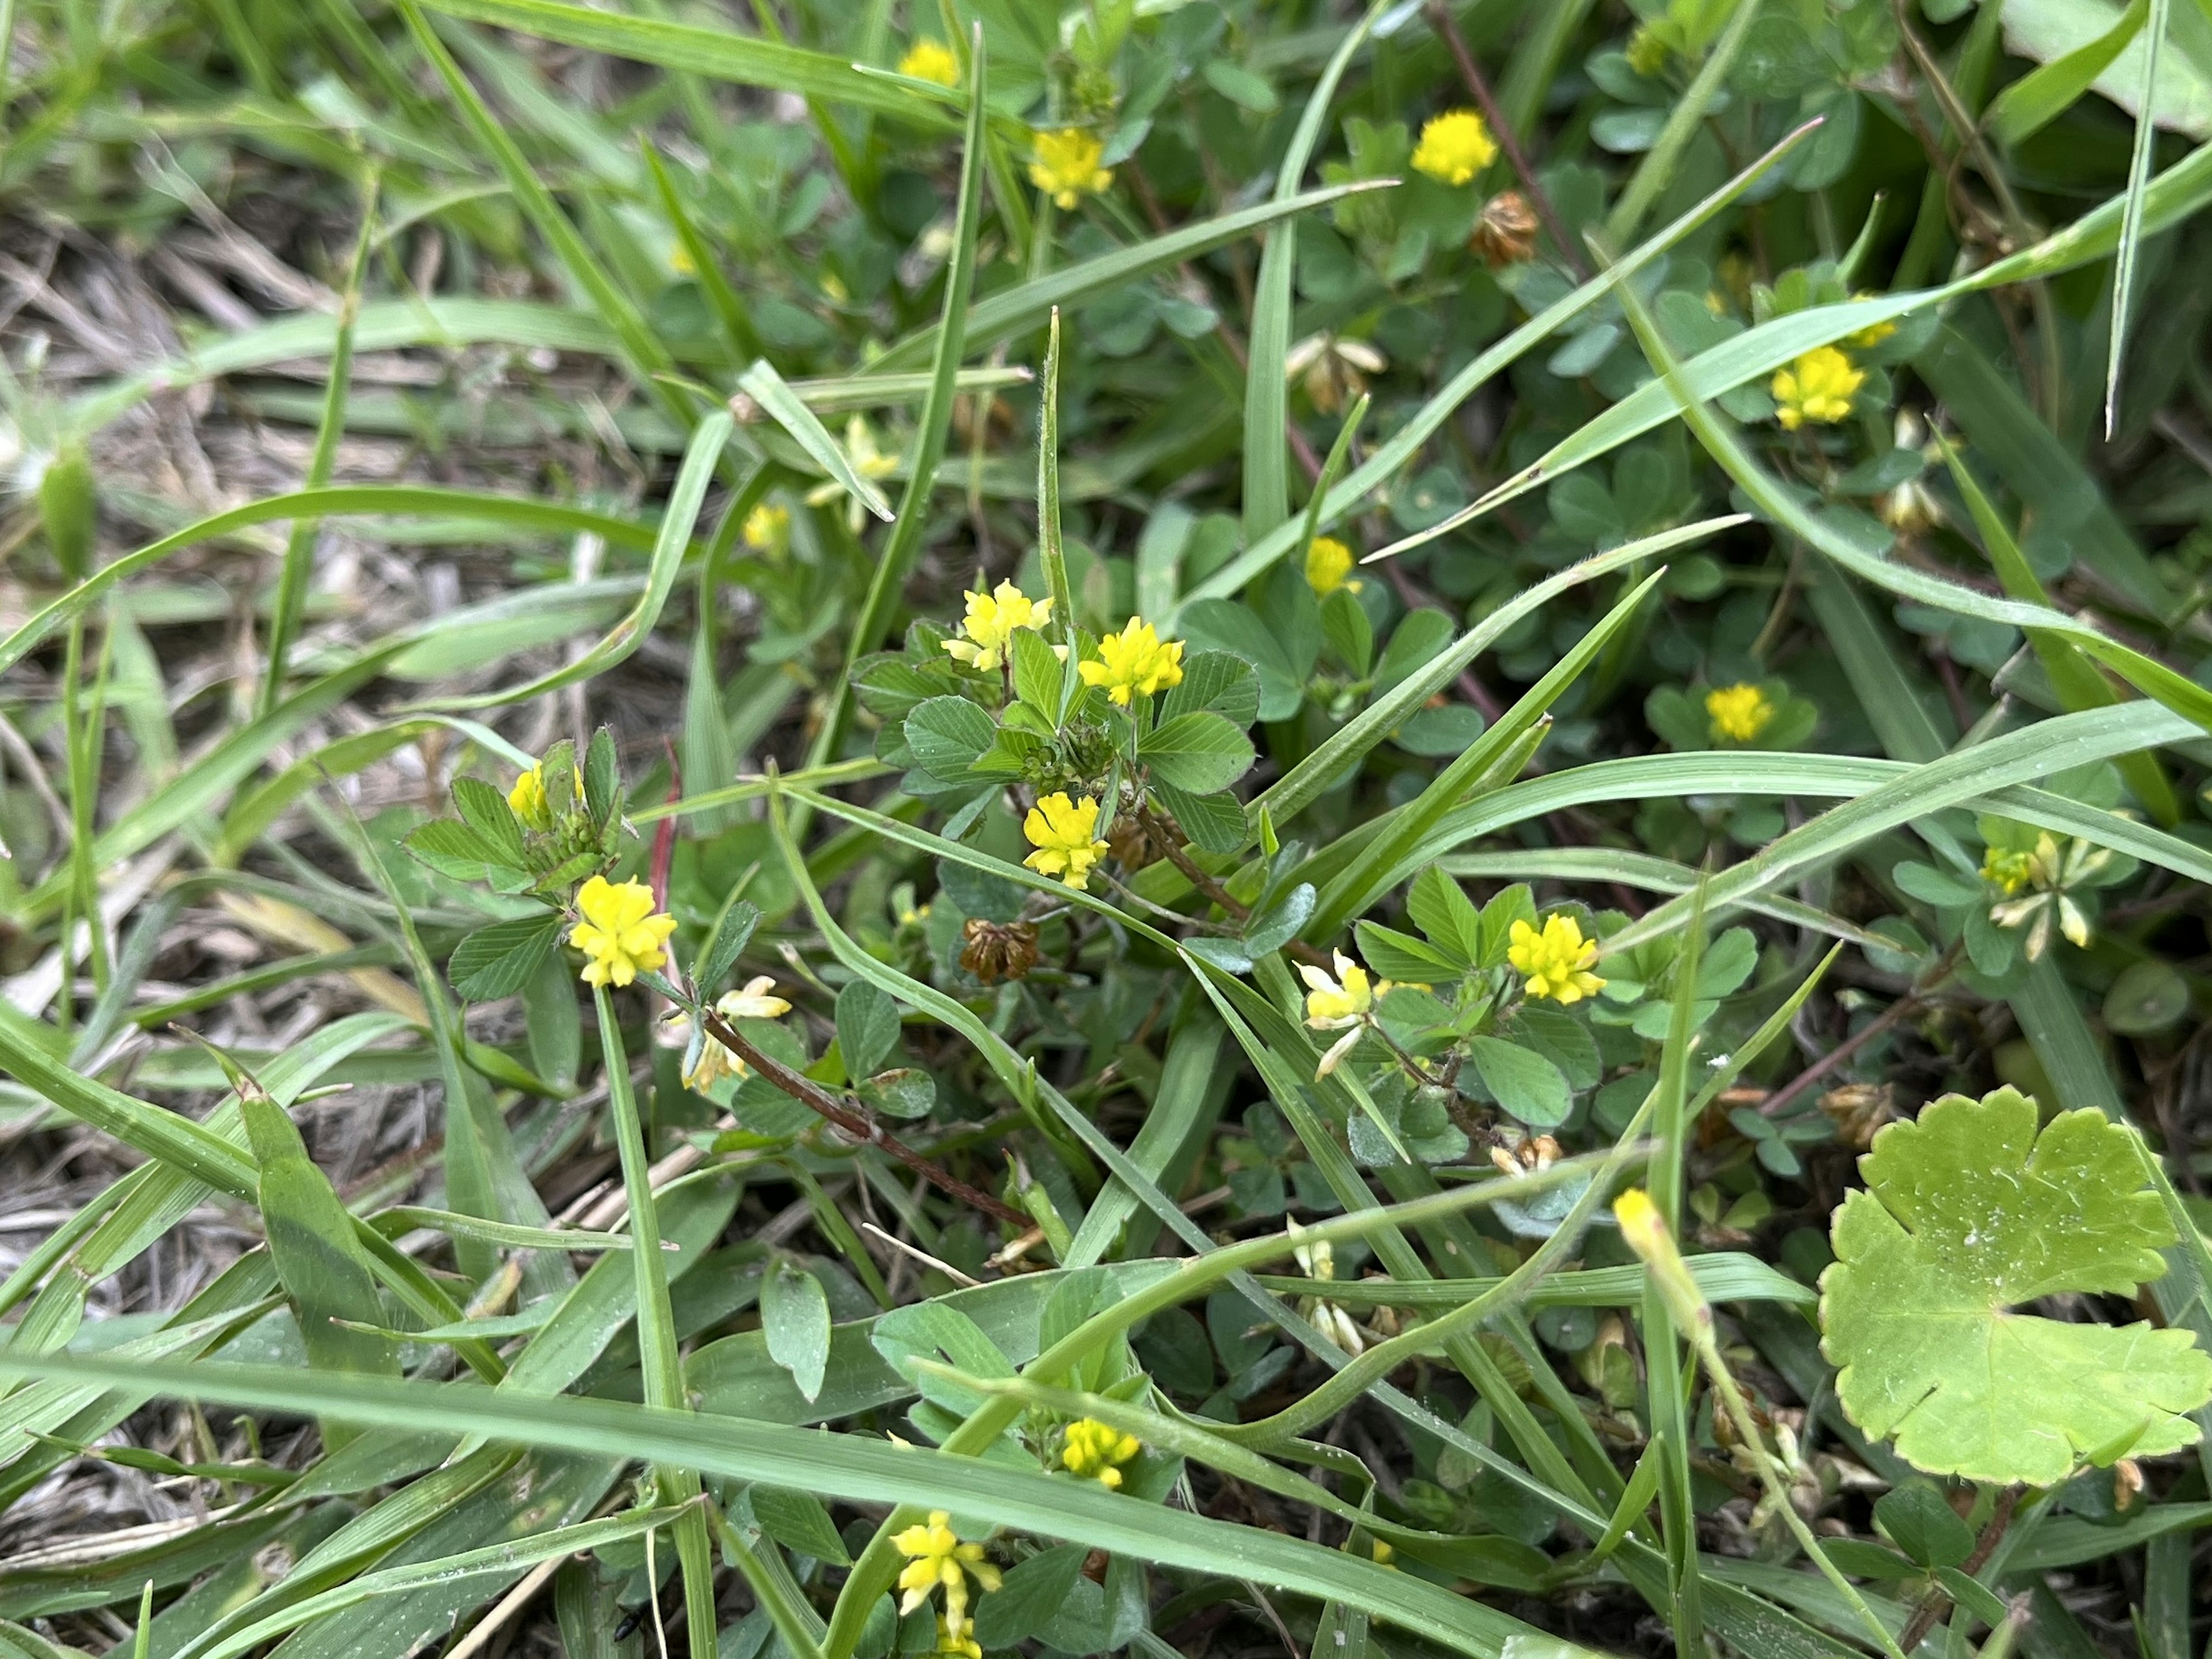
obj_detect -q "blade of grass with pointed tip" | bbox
[1245,0,1389,542]
[1037,309,1072,638]
[1605,0,1763,244]
[804,32,987,778]
[412,411,731,711]
[2107,0,2171,434]
[736,364,891,524]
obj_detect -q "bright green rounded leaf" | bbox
[1820,1086,2212,1485]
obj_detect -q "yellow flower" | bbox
[899,39,960,87]
[668,243,695,276]
[1080,617,1184,705]
[1411,109,1498,186]
[1022,792,1109,891]
[1980,845,2034,897]
[892,1511,1002,1641]
[1508,914,1606,1004]
[1626,24,1669,75]
[508,763,550,831]
[1060,1418,1141,1488]
[1612,1187,1712,1335]
[1305,535,1361,597]
[569,876,678,990]
[1705,683,1774,744]
[742,502,790,555]
[1029,128,1112,209]
[942,580,1054,672]
[1300,950,1376,1029]
[1771,346,1863,431]
[1372,1537,1397,1570]
[934,1619,982,1659]
[680,976,793,1092]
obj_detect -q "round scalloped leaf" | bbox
[1819,1086,2212,1486]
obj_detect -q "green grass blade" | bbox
[737,363,892,524]
[2107,0,2172,434]
[1604,0,1763,244]
[412,411,731,710]
[1986,0,2150,145]
[261,180,377,720]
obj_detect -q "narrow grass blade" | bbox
[1987,0,2150,144]
[1605,0,1763,244]
[2107,0,2171,434]
[414,411,731,710]
[261,179,376,720]
[736,364,891,523]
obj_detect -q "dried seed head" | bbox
[1820,1082,1897,1149]
[1472,191,1540,267]
[960,917,1040,983]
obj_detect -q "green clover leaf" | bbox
[1820,1086,2212,1486]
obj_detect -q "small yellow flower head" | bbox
[1771,346,1864,431]
[934,1619,982,1659]
[1372,1537,1397,1570]
[1080,617,1184,705]
[1411,109,1498,187]
[667,243,696,277]
[1060,1418,1142,1488]
[508,763,550,831]
[899,39,960,87]
[1705,683,1775,744]
[1305,535,1360,597]
[1625,24,1670,75]
[742,502,790,555]
[1508,914,1606,1004]
[1612,1187,1711,1335]
[892,1511,1002,1640]
[942,580,1054,673]
[1029,128,1113,209]
[569,876,678,990]
[681,975,793,1090]
[1981,845,2035,897]
[1300,950,1376,1029]
[1022,792,1109,891]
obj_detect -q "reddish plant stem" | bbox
[700,1011,1028,1226]
[1758,942,1963,1119]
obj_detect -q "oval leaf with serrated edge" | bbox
[1820,1086,2212,1485]
[904,696,999,785]
[449,913,563,1001]
[1141,711,1257,794]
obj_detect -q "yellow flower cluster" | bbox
[892,1511,1002,1641]
[1023,791,1109,891]
[1305,535,1360,596]
[569,876,677,990]
[1507,914,1605,1004]
[742,502,790,555]
[1029,128,1112,209]
[1772,346,1864,430]
[1060,1418,1142,1488]
[1411,109,1498,186]
[898,39,959,87]
[1080,617,1184,705]
[942,580,1053,673]
[1705,683,1774,744]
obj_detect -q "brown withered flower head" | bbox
[1471,191,1540,268]
[1819,1082,1897,1150]
[960,917,1040,983]
[1106,808,1173,873]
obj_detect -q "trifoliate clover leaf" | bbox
[1820,1086,2212,1486]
